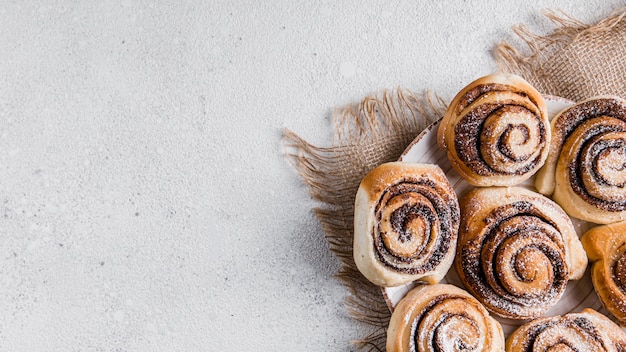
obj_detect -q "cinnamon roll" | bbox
[506,309,626,352]
[535,96,626,224]
[437,73,549,187]
[387,284,504,352]
[353,162,460,287]
[455,187,587,319]
[582,221,626,326]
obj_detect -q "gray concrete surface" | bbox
[0,1,622,351]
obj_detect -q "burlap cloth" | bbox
[284,7,626,351]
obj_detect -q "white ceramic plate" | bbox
[384,95,611,336]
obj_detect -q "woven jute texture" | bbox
[284,7,626,351]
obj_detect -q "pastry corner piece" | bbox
[455,186,587,319]
[387,284,504,352]
[534,95,626,224]
[353,162,460,287]
[506,308,626,351]
[582,221,626,326]
[437,73,549,187]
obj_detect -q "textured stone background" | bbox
[0,1,622,350]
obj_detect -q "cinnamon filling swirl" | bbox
[374,179,458,274]
[454,101,546,177]
[521,317,607,350]
[553,98,626,138]
[412,295,486,352]
[571,128,626,211]
[506,310,626,352]
[388,284,503,352]
[454,83,533,115]
[439,75,549,187]
[456,187,586,320]
[461,202,568,317]
[544,97,626,221]
[354,162,460,287]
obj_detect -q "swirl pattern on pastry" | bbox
[505,309,626,352]
[387,284,504,352]
[535,96,626,224]
[437,73,549,186]
[455,187,587,319]
[353,162,460,287]
[582,221,626,326]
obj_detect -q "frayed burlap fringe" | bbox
[495,7,626,101]
[285,7,626,352]
[284,89,444,351]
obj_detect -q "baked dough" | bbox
[387,284,504,352]
[353,162,459,287]
[582,221,626,326]
[535,96,626,224]
[438,73,549,186]
[506,308,626,351]
[455,187,587,319]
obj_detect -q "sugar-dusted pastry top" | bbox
[353,162,459,287]
[437,73,549,187]
[535,95,626,224]
[506,308,626,352]
[387,283,504,352]
[582,221,626,326]
[455,186,587,319]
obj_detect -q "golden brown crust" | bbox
[505,309,626,352]
[535,96,626,224]
[455,187,587,319]
[582,221,626,326]
[353,162,460,287]
[387,284,504,352]
[438,74,549,186]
